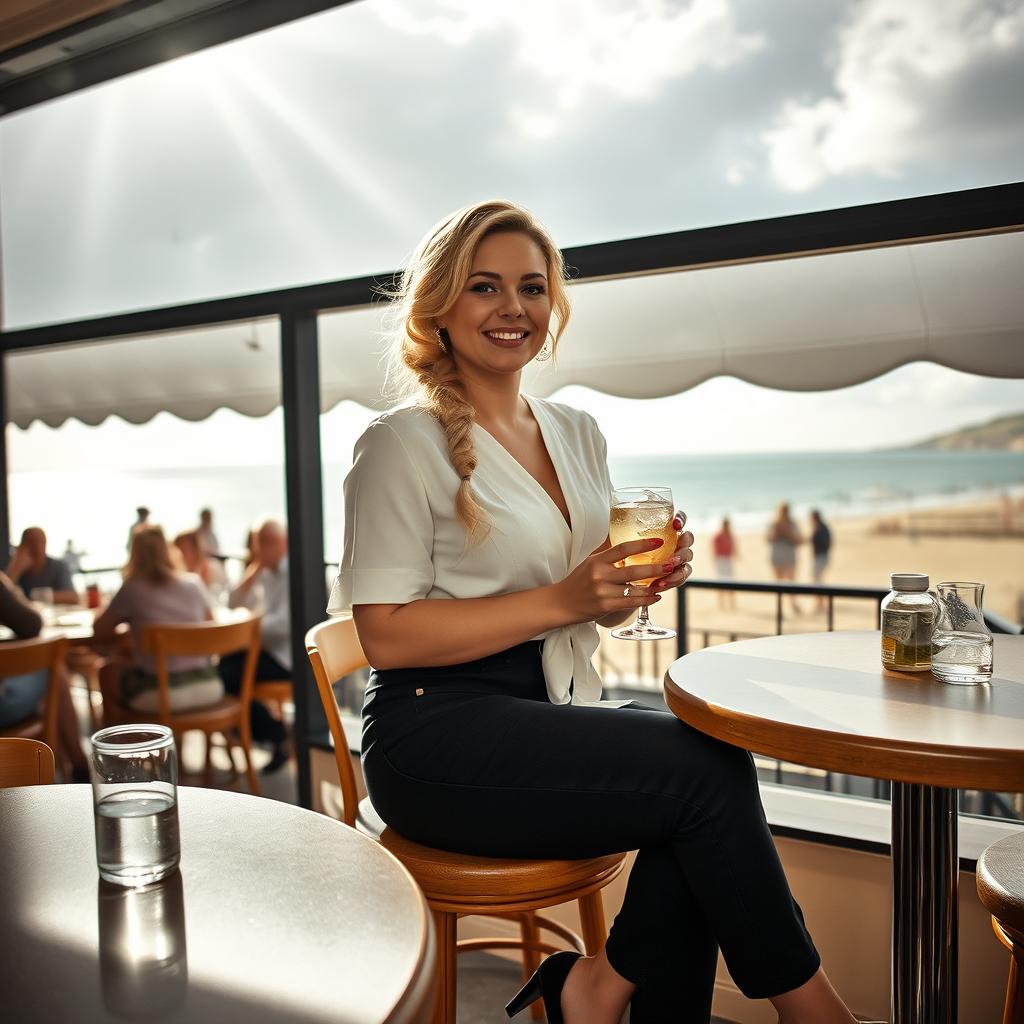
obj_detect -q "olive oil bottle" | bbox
[881,573,940,672]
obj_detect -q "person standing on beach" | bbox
[809,510,832,613]
[127,506,150,550]
[197,508,222,558]
[712,517,737,609]
[767,503,802,613]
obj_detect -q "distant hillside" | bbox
[909,412,1024,452]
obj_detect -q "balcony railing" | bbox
[596,577,1023,828]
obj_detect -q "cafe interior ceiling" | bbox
[8,228,1023,430]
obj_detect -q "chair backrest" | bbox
[0,635,68,751]
[139,613,262,723]
[304,616,366,827]
[0,737,56,787]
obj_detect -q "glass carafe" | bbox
[931,582,993,684]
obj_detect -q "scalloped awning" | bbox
[9,230,1023,430]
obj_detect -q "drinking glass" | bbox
[29,587,54,623]
[90,725,181,887]
[931,581,994,684]
[609,486,680,641]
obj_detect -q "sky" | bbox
[2,0,1023,465]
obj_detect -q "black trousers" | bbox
[361,641,820,1022]
[218,650,289,745]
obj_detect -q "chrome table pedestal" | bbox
[891,783,958,1024]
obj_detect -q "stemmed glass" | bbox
[610,487,681,641]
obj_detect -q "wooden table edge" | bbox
[664,673,1024,792]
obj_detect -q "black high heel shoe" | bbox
[505,950,582,1021]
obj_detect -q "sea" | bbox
[10,449,1024,573]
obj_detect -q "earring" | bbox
[434,326,447,349]
[534,336,552,362]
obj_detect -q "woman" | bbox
[332,202,856,1023]
[768,502,802,613]
[96,525,223,714]
[172,528,228,601]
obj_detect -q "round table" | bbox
[0,785,436,1024]
[664,630,1024,1024]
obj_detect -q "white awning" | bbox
[9,230,1024,430]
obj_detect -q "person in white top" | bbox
[332,201,855,1024]
[218,518,291,774]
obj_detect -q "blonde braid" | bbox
[402,331,490,542]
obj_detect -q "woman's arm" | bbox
[92,587,128,643]
[354,535,678,670]
[0,571,43,638]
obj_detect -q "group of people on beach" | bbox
[711,504,833,611]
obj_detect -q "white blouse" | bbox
[328,394,619,705]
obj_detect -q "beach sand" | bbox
[596,496,1024,687]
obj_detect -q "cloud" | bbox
[371,0,765,139]
[761,0,1024,191]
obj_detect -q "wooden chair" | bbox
[104,614,262,795]
[0,635,68,759]
[305,615,627,1024]
[0,737,55,787]
[978,832,1024,1024]
[253,679,292,720]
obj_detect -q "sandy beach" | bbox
[596,495,1024,687]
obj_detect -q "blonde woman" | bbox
[95,525,223,714]
[332,202,856,1024]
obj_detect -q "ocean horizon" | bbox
[10,448,1024,571]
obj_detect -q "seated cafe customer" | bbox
[0,570,89,778]
[95,525,223,714]
[6,526,79,605]
[218,518,290,774]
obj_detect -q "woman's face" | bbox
[437,231,553,378]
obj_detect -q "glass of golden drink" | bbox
[609,486,679,641]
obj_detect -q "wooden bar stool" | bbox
[306,616,627,1024]
[978,832,1024,1024]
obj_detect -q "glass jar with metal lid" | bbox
[881,572,940,673]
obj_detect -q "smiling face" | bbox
[437,230,553,380]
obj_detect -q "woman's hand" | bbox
[650,513,694,595]
[555,534,686,625]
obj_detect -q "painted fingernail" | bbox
[648,538,664,548]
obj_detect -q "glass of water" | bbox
[90,725,181,887]
[931,581,994,684]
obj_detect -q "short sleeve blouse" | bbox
[328,394,616,705]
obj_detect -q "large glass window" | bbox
[4,0,1023,327]
[7,321,285,582]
